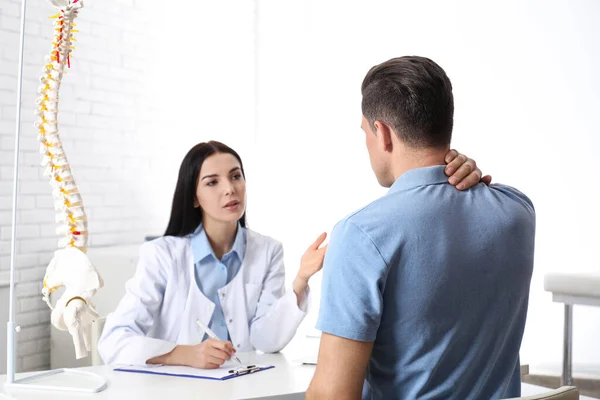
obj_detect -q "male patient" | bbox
[306,56,536,400]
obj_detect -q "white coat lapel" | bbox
[218,230,259,351]
[176,241,216,345]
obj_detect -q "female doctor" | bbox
[98,141,485,368]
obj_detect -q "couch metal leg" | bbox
[562,304,573,386]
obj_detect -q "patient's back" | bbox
[317,166,536,400]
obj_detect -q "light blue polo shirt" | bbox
[317,166,536,400]
[191,224,246,342]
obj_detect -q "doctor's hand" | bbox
[167,339,235,369]
[444,149,492,190]
[293,233,328,305]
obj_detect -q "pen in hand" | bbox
[196,319,242,364]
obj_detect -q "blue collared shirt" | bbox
[191,224,246,341]
[317,166,536,399]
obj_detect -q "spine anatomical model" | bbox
[35,0,104,359]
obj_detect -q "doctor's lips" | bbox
[223,200,240,210]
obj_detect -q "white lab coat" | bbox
[98,229,308,366]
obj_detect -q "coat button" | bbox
[221,293,226,297]
[228,319,233,323]
[237,344,241,348]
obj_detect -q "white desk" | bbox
[1,351,314,400]
[2,337,596,400]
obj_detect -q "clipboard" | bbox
[114,364,274,381]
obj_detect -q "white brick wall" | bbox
[0,0,257,372]
[0,0,161,372]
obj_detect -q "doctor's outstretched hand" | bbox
[293,232,328,306]
[155,338,235,369]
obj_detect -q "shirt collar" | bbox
[190,223,246,264]
[388,165,448,194]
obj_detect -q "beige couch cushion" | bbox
[504,386,578,400]
[544,273,600,298]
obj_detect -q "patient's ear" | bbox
[374,121,393,152]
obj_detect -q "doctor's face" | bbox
[195,152,247,225]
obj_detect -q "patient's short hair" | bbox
[361,56,454,148]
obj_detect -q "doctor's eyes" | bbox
[205,175,243,187]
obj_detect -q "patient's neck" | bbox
[391,145,449,182]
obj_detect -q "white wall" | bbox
[144,1,256,226]
[1,0,598,372]
[252,0,600,366]
[0,0,257,372]
[0,0,160,371]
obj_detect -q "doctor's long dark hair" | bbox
[164,141,247,237]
